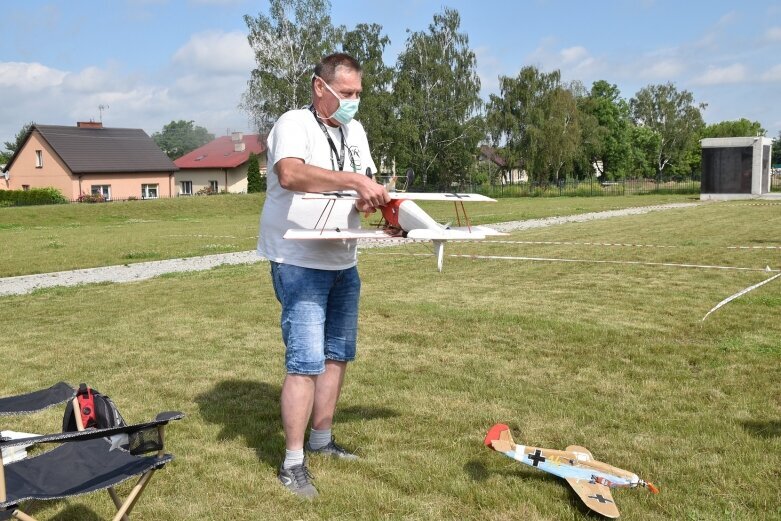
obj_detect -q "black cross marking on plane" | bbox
[321,192,353,198]
[588,494,614,504]
[527,449,546,467]
[445,193,469,199]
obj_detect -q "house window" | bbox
[141,184,159,199]
[180,180,192,196]
[22,185,30,191]
[35,150,43,168]
[209,180,218,193]
[91,185,111,200]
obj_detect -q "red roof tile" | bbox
[174,134,266,169]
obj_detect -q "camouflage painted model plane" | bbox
[484,424,659,518]
[284,168,505,271]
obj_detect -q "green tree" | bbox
[486,66,568,183]
[392,8,483,188]
[579,81,631,179]
[630,82,705,177]
[537,86,582,181]
[1,121,35,164]
[701,118,765,138]
[246,152,264,193]
[152,120,214,160]
[342,23,395,173]
[242,0,343,133]
[773,131,781,166]
[628,125,661,178]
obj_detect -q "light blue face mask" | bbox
[317,75,360,125]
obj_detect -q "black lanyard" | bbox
[309,105,355,171]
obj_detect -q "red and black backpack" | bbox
[62,383,126,431]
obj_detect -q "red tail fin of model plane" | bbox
[484,423,511,449]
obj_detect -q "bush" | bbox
[0,187,68,206]
[77,192,106,203]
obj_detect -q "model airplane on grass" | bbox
[284,168,505,271]
[484,424,658,518]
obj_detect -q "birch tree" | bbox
[629,82,705,177]
[342,23,395,171]
[392,8,482,188]
[241,0,342,133]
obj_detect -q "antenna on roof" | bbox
[98,104,109,122]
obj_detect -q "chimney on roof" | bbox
[77,121,103,129]
[231,131,243,142]
[234,141,246,152]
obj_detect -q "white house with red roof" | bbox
[174,132,266,195]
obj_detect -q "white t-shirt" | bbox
[257,108,377,270]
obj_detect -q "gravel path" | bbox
[0,202,699,296]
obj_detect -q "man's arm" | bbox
[275,157,390,209]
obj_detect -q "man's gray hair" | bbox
[313,53,362,84]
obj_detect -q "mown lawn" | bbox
[0,193,694,277]
[1,197,779,520]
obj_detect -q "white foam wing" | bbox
[284,228,398,240]
[406,229,486,240]
[300,192,496,202]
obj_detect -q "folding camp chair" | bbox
[0,382,183,521]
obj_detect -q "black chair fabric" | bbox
[0,382,75,416]
[1,438,173,508]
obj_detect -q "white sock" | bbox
[308,428,332,450]
[283,448,304,469]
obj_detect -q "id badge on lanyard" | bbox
[310,105,355,172]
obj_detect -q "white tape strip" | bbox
[702,272,781,321]
[364,251,780,273]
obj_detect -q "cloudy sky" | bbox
[2,0,780,146]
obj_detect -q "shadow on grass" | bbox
[466,458,604,518]
[741,419,781,438]
[465,458,556,484]
[196,379,400,469]
[10,503,104,521]
[49,504,104,521]
[337,404,399,422]
[196,379,283,469]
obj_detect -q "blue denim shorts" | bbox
[270,262,361,375]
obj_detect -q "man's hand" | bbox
[352,173,390,209]
[355,199,378,216]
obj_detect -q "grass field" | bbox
[1,196,780,520]
[1,193,693,277]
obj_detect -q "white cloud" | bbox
[0,62,67,90]
[692,64,749,85]
[765,26,781,42]
[761,64,781,82]
[523,40,604,82]
[639,59,685,80]
[62,66,126,93]
[560,46,589,64]
[172,30,255,75]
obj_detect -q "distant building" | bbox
[700,137,776,200]
[1,122,177,200]
[174,132,267,195]
[478,145,527,184]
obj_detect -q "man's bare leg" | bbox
[281,373,316,449]
[312,360,347,430]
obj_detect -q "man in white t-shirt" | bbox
[258,53,390,499]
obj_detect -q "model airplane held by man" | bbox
[484,424,658,518]
[284,168,506,271]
